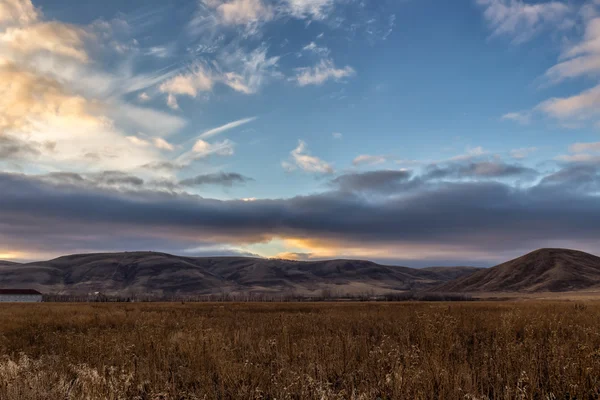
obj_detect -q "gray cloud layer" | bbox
[180,172,253,187]
[2,159,600,262]
[423,161,538,180]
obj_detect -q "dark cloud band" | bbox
[2,163,600,261]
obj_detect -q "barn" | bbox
[0,289,43,302]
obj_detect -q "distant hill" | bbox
[0,261,20,267]
[438,248,600,293]
[0,252,480,296]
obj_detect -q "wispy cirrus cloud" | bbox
[160,45,280,109]
[172,116,255,167]
[536,84,600,123]
[301,41,330,57]
[294,59,355,86]
[544,17,600,85]
[176,139,236,167]
[198,116,257,139]
[219,45,281,94]
[197,0,339,33]
[500,2,600,128]
[476,0,571,43]
[281,0,336,20]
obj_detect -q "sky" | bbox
[2,0,600,266]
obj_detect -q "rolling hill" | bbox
[438,248,600,293]
[0,252,480,296]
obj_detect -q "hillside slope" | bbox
[0,252,480,296]
[439,248,600,293]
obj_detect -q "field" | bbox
[1,302,600,399]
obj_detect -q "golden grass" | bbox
[1,302,600,399]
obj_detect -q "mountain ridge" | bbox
[0,251,480,296]
[5,248,600,296]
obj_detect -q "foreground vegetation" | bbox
[1,302,599,399]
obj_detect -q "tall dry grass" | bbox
[0,302,599,399]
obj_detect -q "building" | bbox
[0,289,43,302]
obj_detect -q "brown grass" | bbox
[1,302,600,399]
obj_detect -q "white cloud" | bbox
[137,92,150,102]
[352,154,387,166]
[0,0,39,26]
[476,0,571,43]
[580,1,600,21]
[153,138,174,151]
[536,84,600,120]
[504,5,600,127]
[510,147,537,160]
[332,132,342,139]
[0,0,188,177]
[166,93,179,110]
[127,136,175,151]
[556,141,600,163]
[198,117,257,139]
[110,103,187,137]
[161,46,280,99]
[176,139,236,166]
[126,136,151,147]
[448,146,488,162]
[159,65,214,107]
[284,140,333,174]
[502,111,531,124]
[545,17,600,84]
[294,59,356,86]
[545,54,600,84]
[0,64,165,171]
[570,141,600,153]
[192,139,235,156]
[26,51,180,100]
[205,0,274,26]
[196,0,339,33]
[556,153,600,163]
[0,22,90,61]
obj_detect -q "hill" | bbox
[438,248,600,293]
[0,260,20,267]
[0,252,480,296]
[421,266,481,281]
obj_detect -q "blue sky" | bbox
[3,0,600,265]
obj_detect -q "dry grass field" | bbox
[1,302,600,399]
